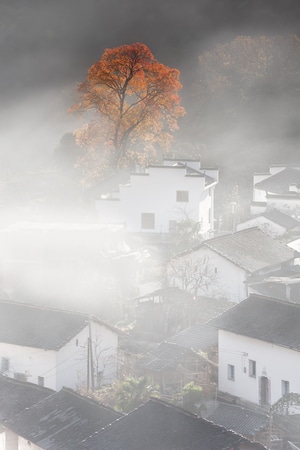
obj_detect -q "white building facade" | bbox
[0,301,119,391]
[168,227,295,303]
[211,295,300,409]
[95,159,218,236]
[218,330,300,407]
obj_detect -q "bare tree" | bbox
[167,254,223,298]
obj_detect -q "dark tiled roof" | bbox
[167,324,218,352]
[203,227,294,272]
[7,387,122,450]
[209,294,300,351]
[254,168,300,194]
[138,342,203,372]
[208,402,269,438]
[263,210,300,229]
[0,300,116,350]
[81,398,267,450]
[240,211,300,230]
[0,374,54,422]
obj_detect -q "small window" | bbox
[176,190,189,202]
[38,376,44,387]
[281,380,290,396]
[1,357,9,372]
[249,360,256,378]
[228,364,235,381]
[141,213,155,229]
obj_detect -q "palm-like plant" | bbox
[116,376,160,413]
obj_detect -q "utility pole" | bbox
[89,319,95,393]
[87,336,90,393]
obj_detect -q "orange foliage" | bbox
[70,43,185,182]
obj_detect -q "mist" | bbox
[2,0,300,171]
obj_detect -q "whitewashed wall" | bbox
[168,246,248,303]
[56,322,118,391]
[0,342,57,389]
[218,330,300,406]
[96,165,217,234]
[0,431,6,450]
[0,323,118,392]
[17,435,41,450]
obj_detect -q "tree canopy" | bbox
[190,34,300,170]
[70,42,185,184]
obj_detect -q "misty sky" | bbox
[1,0,300,170]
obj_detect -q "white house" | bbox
[210,294,300,408]
[251,165,300,217]
[0,300,119,391]
[167,227,295,303]
[236,210,300,238]
[95,158,218,236]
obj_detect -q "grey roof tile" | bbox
[208,402,269,438]
[262,210,300,229]
[0,300,117,350]
[6,387,122,450]
[167,324,218,351]
[254,168,300,194]
[204,227,294,272]
[138,342,202,372]
[210,294,300,351]
[80,398,267,450]
[0,374,54,422]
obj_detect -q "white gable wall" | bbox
[56,322,118,391]
[168,246,248,302]
[120,167,206,233]
[0,323,118,392]
[253,188,267,203]
[96,165,217,234]
[218,330,300,406]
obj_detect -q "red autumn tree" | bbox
[70,43,185,183]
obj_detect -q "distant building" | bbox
[251,165,300,217]
[0,300,119,391]
[236,210,300,238]
[95,158,218,237]
[168,227,295,303]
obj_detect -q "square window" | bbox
[228,364,235,381]
[281,380,290,396]
[1,357,9,372]
[249,360,256,378]
[176,190,189,202]
[141,213,155,229]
